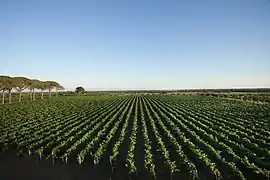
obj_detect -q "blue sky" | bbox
[1,0,270,90]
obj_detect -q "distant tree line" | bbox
[0,75,64,104]
[88,88,270,94]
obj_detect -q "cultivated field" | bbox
[0,95,269,180]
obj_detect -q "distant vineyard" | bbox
[0,95,269,180]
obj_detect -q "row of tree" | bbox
[0,75,64,104]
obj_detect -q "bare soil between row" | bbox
[0,152,202,180]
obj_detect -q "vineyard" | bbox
[0,95,269,180]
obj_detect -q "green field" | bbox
[0,95,269,180]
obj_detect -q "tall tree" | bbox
[56,85,65,97]
[37,81,47,100]
[45,81,61,99]
[13,77,30,102]
[27,79,40,101]
[75,86,85,94]
[1,76,64,102]
[0,76,8,104]
[0,76,14,104]
[5,77,14,104]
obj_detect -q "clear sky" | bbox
[1,0,270,90]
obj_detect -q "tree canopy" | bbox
[0,75,64,104]
[75,86,85,94]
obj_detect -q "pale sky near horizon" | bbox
[1,0,270,91]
